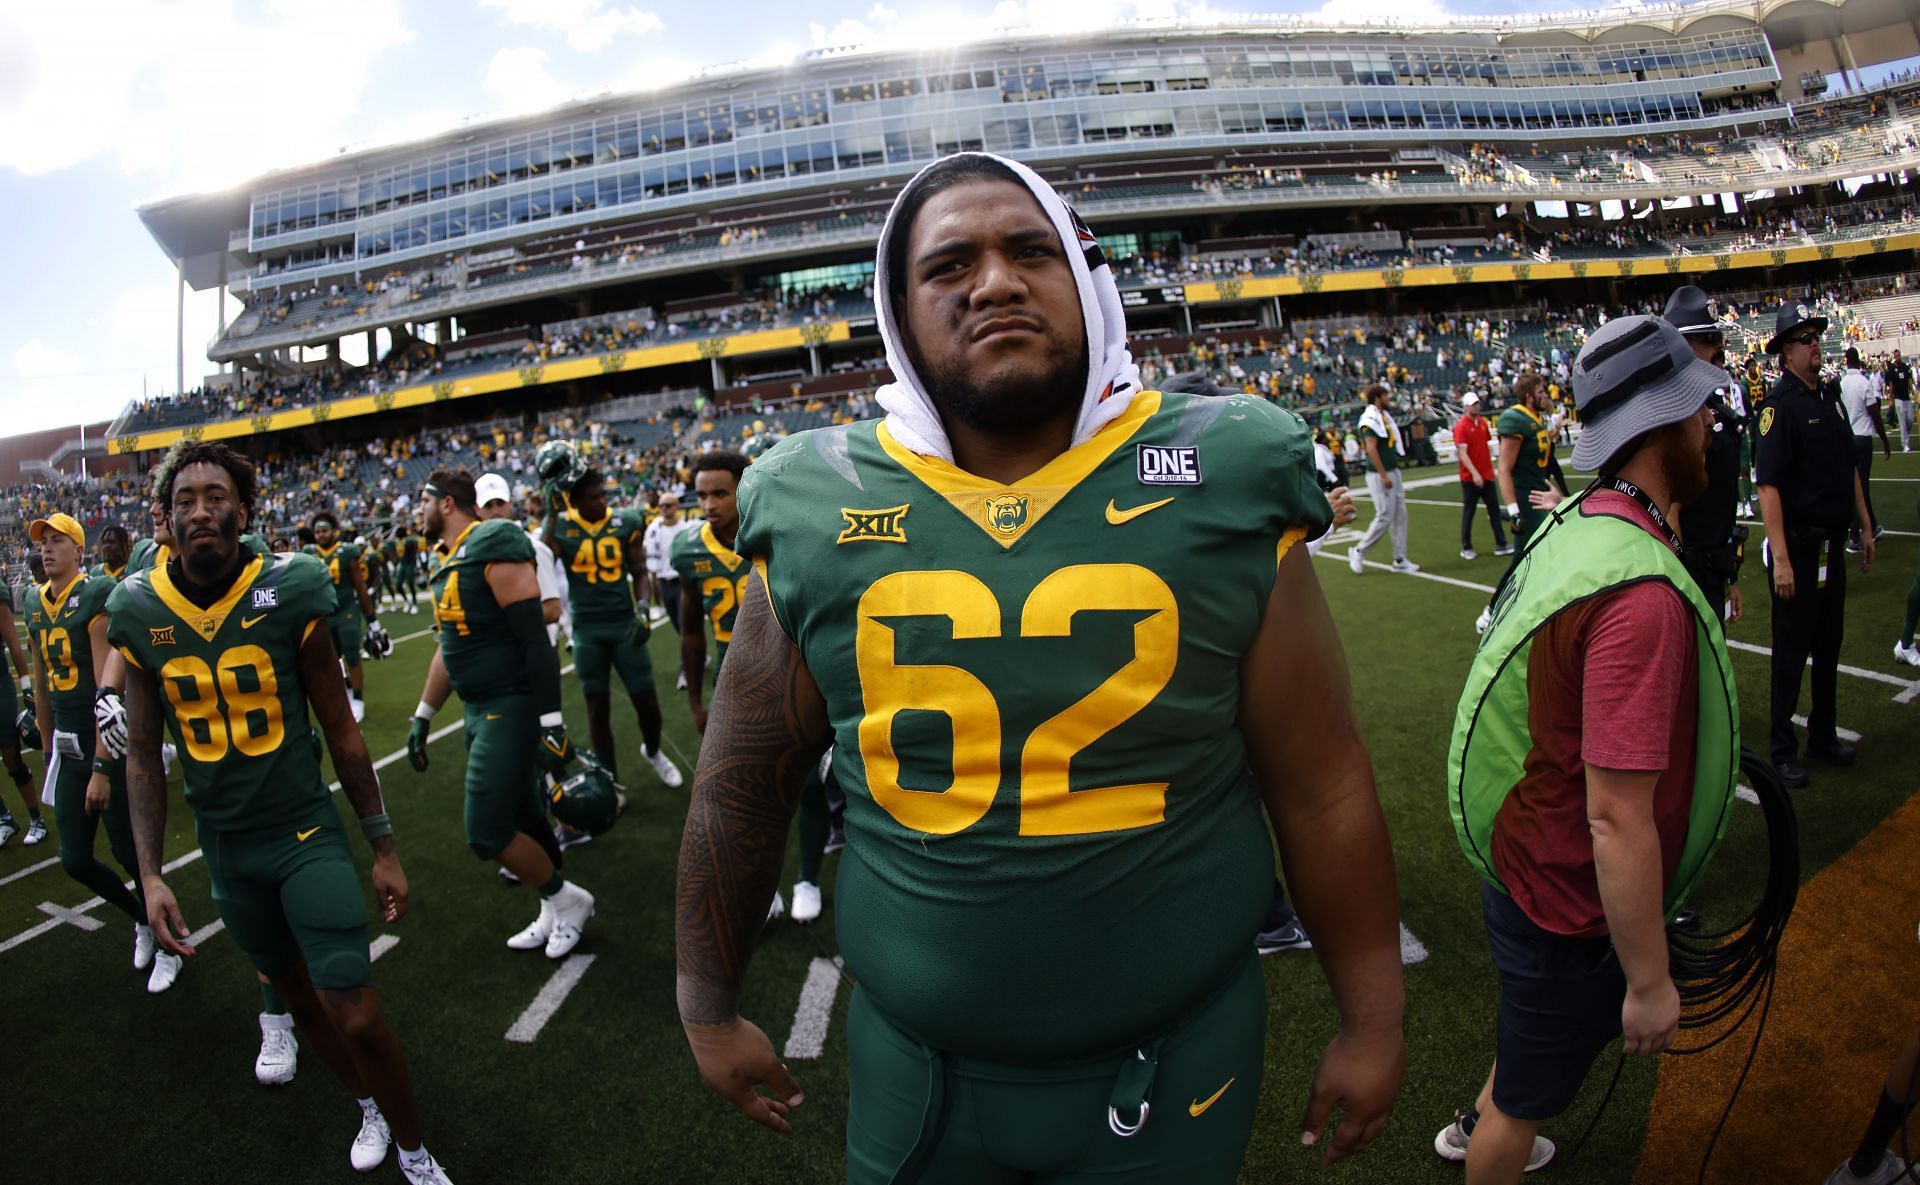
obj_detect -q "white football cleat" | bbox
[147,950,182,994]
[767,890,785,923]
[544,882,595,959]
[350,696,366,724]
[1895,641,1920,669]
[160,743,177,775]
[399,1149,456,1185]
[133,923,156,970]
[507,897,555,951]
[647,747,683,789]
[1348,548,1365,574]
[0,818,14,847]
[255,1013,298,1086]
[22,817,47,846]
[791,881,822,924]
[351,1102,391,1171]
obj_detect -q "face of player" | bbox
[148,499,174,548]
[171,461,251,584]
[1527,386,1552,413]
[420,488,446,541]
[37,532,79,583]
[98,532,130,569]
[900,178,1088,437]
[313,520,338,548]
[573,479,608,521]
[523,492,543,524]
[695,469,739,536]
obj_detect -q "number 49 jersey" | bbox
[549,507,645,625]
[108,553,339,832]
[736,388,1332,1062]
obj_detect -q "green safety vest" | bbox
[1448,489,1740,918]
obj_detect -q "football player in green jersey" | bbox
[1477,373,1569,635]
[114,442,454,1184]
[0,590,44,847]
[673,450,832,924]
[25,512,180,991]
[89,523,133,581]
[303,513,391,723]
[364,542,388,616]
[543,467,682,789]
[124,498,173,576]
[674,152,1404,1181]
[407,469,596,956]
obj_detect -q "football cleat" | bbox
[160,743,177,775]
[0,816,15,847]
[256,1013,298,1086]
[1348,548,1365,575]
[22,817,46,846]
[399,1149,456,1185]
[544,882,595,959]
[350,695,366,724]
[792,881,822,924]
[1894,641,1920,669]
[507,897,556,951]
[147,950,182,994]
[646,747,683,789]
[1256,917,1313,955]
[133,923,156,970]
[351,1102,391,1171]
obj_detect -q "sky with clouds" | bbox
[0,0,1620,442]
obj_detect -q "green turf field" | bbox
[2,454,1916,1185]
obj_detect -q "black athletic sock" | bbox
[641,720,662,756]
[1459,1107,1480,1137]
[1850,1086,1916,1177]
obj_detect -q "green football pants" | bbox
[462,695,550,860]
[50,745,145,926]
[329,608,365,669]
[571,619,654,696]
[846,954,1266,1185]
[197,804,371,990]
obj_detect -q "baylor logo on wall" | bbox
[518,365,545,387]
[698,336,730,359]
[801,321,833,346]
[374,391,397,412]
[1299,273,1324,294]
[1512,264,1531,282]
[432,381,455,402]
[311,404,332,424]
[250,414,273,434]
[1217,277,1244,300]
[599,352,627,374]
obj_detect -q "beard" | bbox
[177,508,241,583]
[1658,426,1711,505]
[916,342,1088,436]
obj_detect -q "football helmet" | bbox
[534,440,578,484]
[545,751,623,837]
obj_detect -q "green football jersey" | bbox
[304,541,364,616]
[108,552,338,832]
[26,573,115,731]
[430,519,537,702]
[735,388,1332,1062]
[549,507,644,625]
[89,562,129,583]
[1495,404,1554,495]
[670,521,749,666]
[126,538,162,576]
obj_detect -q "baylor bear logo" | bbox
[984,494,1030,537]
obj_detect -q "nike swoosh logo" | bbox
[241,614,268,629]
[485,714,501,721]
[1106,497,1175,525]
[295,827,320,842]
[1189,1077,1236,1117]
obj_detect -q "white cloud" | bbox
[0,0,413,185]
[482,47,578,117]
[480,0,664,53]
[14,339,86,379]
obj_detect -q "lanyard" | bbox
[1595,475,1683,553]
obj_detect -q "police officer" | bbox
[1754,302,1877,788]
[1663,286,1746,625]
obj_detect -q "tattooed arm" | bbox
[675,569,831,1133]
[125,659,194,956]
[298,621,408,923]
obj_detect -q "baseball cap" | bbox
[29,513,84,549]
[475,473,512,506]
[1461,392,1480,406]
[1569,315,1726,471]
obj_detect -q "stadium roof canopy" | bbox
[137,0,1910,291]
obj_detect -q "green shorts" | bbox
[461,695,550,859]
[197,804,371,990]
[571,618,654,697]
[329,608,365,670]
[845,953,1266,1185]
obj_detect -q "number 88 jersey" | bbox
[108,553,339,832]
[735,389,1333,1062]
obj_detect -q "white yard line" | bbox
[782,956,845,1060]
[1724,639,1920,701]
[185,917,226,947]
[369,934,400,962]
[1790,715,1863,742]
[504,953,596,1044]
[0,857,59,888]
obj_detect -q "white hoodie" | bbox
[871,152,1142,463]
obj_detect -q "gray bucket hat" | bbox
[1570,314,1726,471]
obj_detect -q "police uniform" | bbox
[1754,305,1859,773]
[1663,287,1746,623]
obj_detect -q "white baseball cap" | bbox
[1462,392,1481,406]
[475,472,512,506]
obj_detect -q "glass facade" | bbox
[243,29,1777,273]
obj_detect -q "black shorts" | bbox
[1482,882,1625,1121]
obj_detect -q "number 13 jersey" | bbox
[735,389,1332,1061]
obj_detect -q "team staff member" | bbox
[674,152,1404,1180]
[1888,349,1915,454]
[26,513,180,991]
[1663,286,1747,624]
[643,493,690,638]
[1348,383,1418,574]
[1440,314,1738,1184]
[113,443,454,1183]
[1454,393,1510,561]
[1838,346,1892,553]
[1755,303,1877,789]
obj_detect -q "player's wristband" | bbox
[414,700,437,722]
[359,813,394,844]
[90,758,111,775]
[539,711,565,729]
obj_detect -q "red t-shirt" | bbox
[1490,492,1700,938]
[1454,413,1494,483]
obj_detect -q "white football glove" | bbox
[93,689,129,759]
[364,619,392,661]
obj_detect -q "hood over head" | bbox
[872,152,1141,461]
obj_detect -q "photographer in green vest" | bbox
[1435,315,1741,1183]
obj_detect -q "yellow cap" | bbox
[28,513,84,549]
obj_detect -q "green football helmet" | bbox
[533,439,577,484]
[545,751,623,837]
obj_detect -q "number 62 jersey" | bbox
[735,389,1332,1062]
[108,552,340,833]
